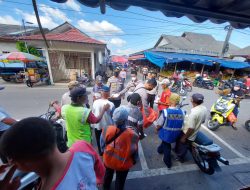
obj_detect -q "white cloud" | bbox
[0,15,20,25]
[110,38,126,47]
[65,0,81,11]
[114,48,135,56]
[15,9,58,29]
[77,19,123,36]
[39,4,71,22]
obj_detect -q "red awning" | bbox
[111,56,128,63]
[128,54,145,61]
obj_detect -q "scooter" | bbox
[180,97,229,175]
[170,79,188,96]
[193,76,214,90]
[207,96,236,131]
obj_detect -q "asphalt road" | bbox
[1,76,250,190]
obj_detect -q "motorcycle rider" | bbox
[226,82,244,129]
[176,93,207,162]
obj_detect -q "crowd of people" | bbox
[0,64,240,190]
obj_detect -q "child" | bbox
[0,117,105,190]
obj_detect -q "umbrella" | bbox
[111,56,128,64]
[0,52,44,62]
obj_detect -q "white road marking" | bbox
[201,124,245,158]
[138,141,149,170]
[127,157,250,180]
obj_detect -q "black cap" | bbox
[70,87,90,99]
[192,93,204,104]
[129,93,141,105]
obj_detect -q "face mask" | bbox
[131,77,136,82]
[233,86,240,91]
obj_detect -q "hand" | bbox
[0,165,20,190]
[103,104,110,111]
[180,136,187,144]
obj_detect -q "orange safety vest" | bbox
[102,125,139,171]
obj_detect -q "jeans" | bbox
[95,128,102,156]
[157,141,172,168]
[109,99,121,108]
[233,105,239,117]
[103,167,129,190]
[147,94,155,108]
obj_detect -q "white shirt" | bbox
[183,105,207,141]
[61,91,71,106]
[92,99,115,130]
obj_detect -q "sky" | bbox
[0,0,250,55]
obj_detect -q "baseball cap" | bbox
[169,93,180,104]
[192,93,204,102]
[68,81,80,89]
[101,85,110,92]
[70,87,90,99]
[160,78,170,85]
[112,106,129,125]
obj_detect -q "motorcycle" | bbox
[9,103,68,189]
[77,73,93,87]
[207,96,236,131]
[245,119,250,131]
[170,79,188,96]
[183,78,192,92]
[180,97,229,175]
[193,76,214,90]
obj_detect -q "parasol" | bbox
[0,52,44,62]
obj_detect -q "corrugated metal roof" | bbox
[154,32,240,57]
[51,0,250,29]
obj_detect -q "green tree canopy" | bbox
[16,41,41,57]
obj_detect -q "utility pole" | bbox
[220,25,233,58]
[22,19,29,54]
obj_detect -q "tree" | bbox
[16,41,41,57]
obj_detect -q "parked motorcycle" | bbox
[170,79,188,96]
[9,103,68,189]
[193,76,214,90]
[245,119,250,131]
[77,73,93,87]
[180,97,229,175]
[207,96,236,131]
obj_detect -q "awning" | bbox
[0,62,25,68]
[51,0,250,29]
[128,54,145,61]
[111,55,128,64]
[143,51,250,69]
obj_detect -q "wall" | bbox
[0,42,18,54]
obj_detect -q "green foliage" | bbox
[16,41,41,57]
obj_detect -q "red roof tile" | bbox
[20,29,105,45]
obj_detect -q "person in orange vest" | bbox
[101,106,139,190]
[157,78,171,113]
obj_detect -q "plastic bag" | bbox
[141,107,158,128]
[227,112,237,123]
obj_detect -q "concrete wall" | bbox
[0,42,18,54]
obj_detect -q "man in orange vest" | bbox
[101,106,139,190]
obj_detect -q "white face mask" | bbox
[233,86,240,91]
[131,77,137,82]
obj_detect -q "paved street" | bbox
[1,78,250,190]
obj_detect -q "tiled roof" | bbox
[20,28,105,45]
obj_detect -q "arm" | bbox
[119,82,133,96]
[181,113,196,143]
[142,94,149,116]
[87,104,110,124]
[155,113,165,132]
